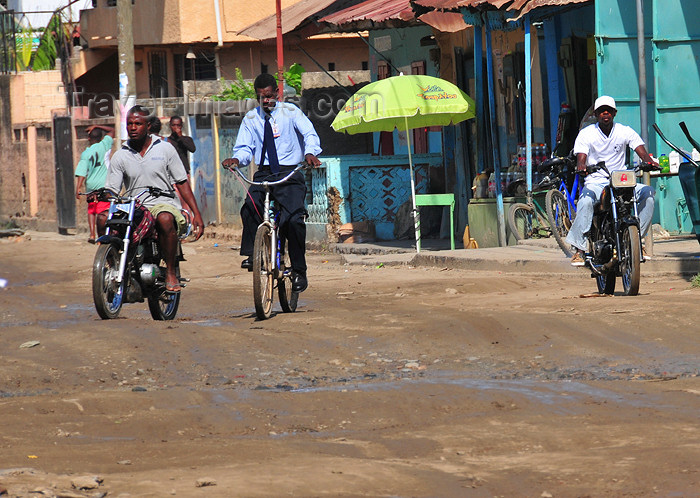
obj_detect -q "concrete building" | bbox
[72,0,368,103]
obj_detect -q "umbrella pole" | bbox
[405,116,420,253]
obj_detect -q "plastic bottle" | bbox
[669,151,680,174]
[659,154,670,173]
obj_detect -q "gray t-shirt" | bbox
[105,136,187,209]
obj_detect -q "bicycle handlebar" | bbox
[225,163,306,187]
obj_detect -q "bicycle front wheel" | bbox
[253,224,274,320]
[508,203,536,241]
[546,189,573,256]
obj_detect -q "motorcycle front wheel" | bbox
[253,224,274,320]
[620,224,641,296]
[148,267,181,321]
[92,243,124,319]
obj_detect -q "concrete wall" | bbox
[10,70,67,125]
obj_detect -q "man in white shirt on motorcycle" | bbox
[566,95,658,266]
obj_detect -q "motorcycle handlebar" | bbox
[577,161,659,177]
[92,186,176,203]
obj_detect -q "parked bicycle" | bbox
[507,152,579,256]
[223,164,305,320]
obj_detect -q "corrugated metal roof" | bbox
[413,0,584,10]
[413,0,511,9]
[418,10,470,32]
[239,0,339,39]
[320,0,415,26]
[514,0,589,16]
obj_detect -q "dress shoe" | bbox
[291,271,308,293]
[241,257,253,271]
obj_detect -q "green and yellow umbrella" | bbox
[331,74,476,252]
[331,74,475,133]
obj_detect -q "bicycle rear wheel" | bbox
[253,224,274,320]
[546,189,573,256]
[508,203,547,241]
[277,243,298,313]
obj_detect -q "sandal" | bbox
[165,280,181,294]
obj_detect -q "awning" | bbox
[320,0,470,32]
[417,11,470,32]
[413,0,512,8]
[413,0,587,11]
[319,0,416,29]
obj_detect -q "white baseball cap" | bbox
[594,96,617,111]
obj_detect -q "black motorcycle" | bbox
[582,161,658,296]
[91,187,190,320]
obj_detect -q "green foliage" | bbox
[691,273,700,288]
[211,64,306,101]
[15,25,33,71]
[30,13,69,71]
[211,68,255,101]
[284,63,305,95]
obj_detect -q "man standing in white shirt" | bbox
[566,96,657,266]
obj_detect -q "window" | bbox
[183,51,217,81]
[328,62,335,71]
[377,60,391,80]
[361,61,368,70]
[36,127,51,141]
[149,50,168,98]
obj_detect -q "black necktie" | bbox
[261,115,280,173]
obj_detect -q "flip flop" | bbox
[165,281,181,294]
[87,238,96,244]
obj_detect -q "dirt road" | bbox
[0,233,698,497]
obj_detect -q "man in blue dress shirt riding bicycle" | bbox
[222,73,322,293]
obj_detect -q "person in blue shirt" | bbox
[222,73,322,293]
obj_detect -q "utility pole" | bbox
[275,0,284,101]
[117,0,136,140]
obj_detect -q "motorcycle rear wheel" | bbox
[253,224,274,320]
[590,224,616,295]
[620,224,641,296]
[92,243,124,319]
[148,267,181,320]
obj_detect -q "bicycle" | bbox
[507,154,579,256]
[224,163,304,320]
